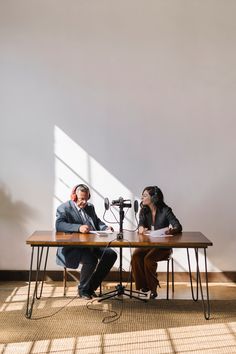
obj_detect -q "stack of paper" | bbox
[145,227,173,238]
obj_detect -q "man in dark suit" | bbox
[56,184,117,299]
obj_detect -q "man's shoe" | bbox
[150,292,158,299]
[91,291,98,298]
[78,290,92,300]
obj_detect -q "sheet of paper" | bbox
[90,230,113,235]
[144,227,173,238]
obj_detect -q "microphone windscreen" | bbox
[134,200,139,213]
[104,197,110,210]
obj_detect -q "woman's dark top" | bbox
[139,204,182,233]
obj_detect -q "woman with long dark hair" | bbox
[131,186,182,299]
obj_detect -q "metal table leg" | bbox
[195,248,211,320]
[25,246,49,318]
[187,248,199,301]
[36,247,49,299]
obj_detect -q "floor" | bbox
[0,281,235,353]
[1,280,236,300]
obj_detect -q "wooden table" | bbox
[25,231,213,319]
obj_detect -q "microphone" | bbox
[112,197,124,205]
[112,197,132,208]
[134,200,139,213]
[104,197,110,210]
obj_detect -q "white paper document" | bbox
[145,227,173,238]
[90,230,113,236]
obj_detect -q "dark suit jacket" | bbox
[56,200,107,233]
[56,200,107,268]
[139,204,182,233]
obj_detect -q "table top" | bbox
[26,231,213,248]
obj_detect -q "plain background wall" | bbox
[0,0,236,272]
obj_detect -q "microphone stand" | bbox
[98,203,147,303]
[117,204,124,240]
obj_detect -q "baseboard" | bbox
[0,270,235,283]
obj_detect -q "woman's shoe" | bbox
[150,292,158,299]
[138,289,149,298]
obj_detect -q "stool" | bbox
[63,267,102,296]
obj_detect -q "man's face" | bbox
[76,190,89,209]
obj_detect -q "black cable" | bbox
[86,297,123,323]
[102,298,124,323]
[102,238,134,323]
[28,234,134,322]
[81,238,117,287]
[103,209,118,224]
[103,205,126,224]
[29,293,80,320]
[123,212,139,232]
[85,237,134,323]
[30,239,117,320]
[124,247,133,289]
[110,206,120,222]
[103,205,135,226]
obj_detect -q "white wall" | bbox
[0,0,236,272]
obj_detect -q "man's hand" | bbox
[79,225,90,233]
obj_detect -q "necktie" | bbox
[80,209,96,230]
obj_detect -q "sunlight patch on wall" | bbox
[53,126,137,228]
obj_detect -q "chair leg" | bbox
[171,258,174,294]
[63,267,67,296]
[130,269,133,294]
[166,257,175,300]
[166,259,170,300]
[99,283,102,296]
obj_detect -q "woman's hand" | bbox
[165,228,177,235]
[138,226,149,234]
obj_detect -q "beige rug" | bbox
[0,284,236,353]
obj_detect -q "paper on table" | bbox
[90,230,113,235]
[144,227,173,238]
